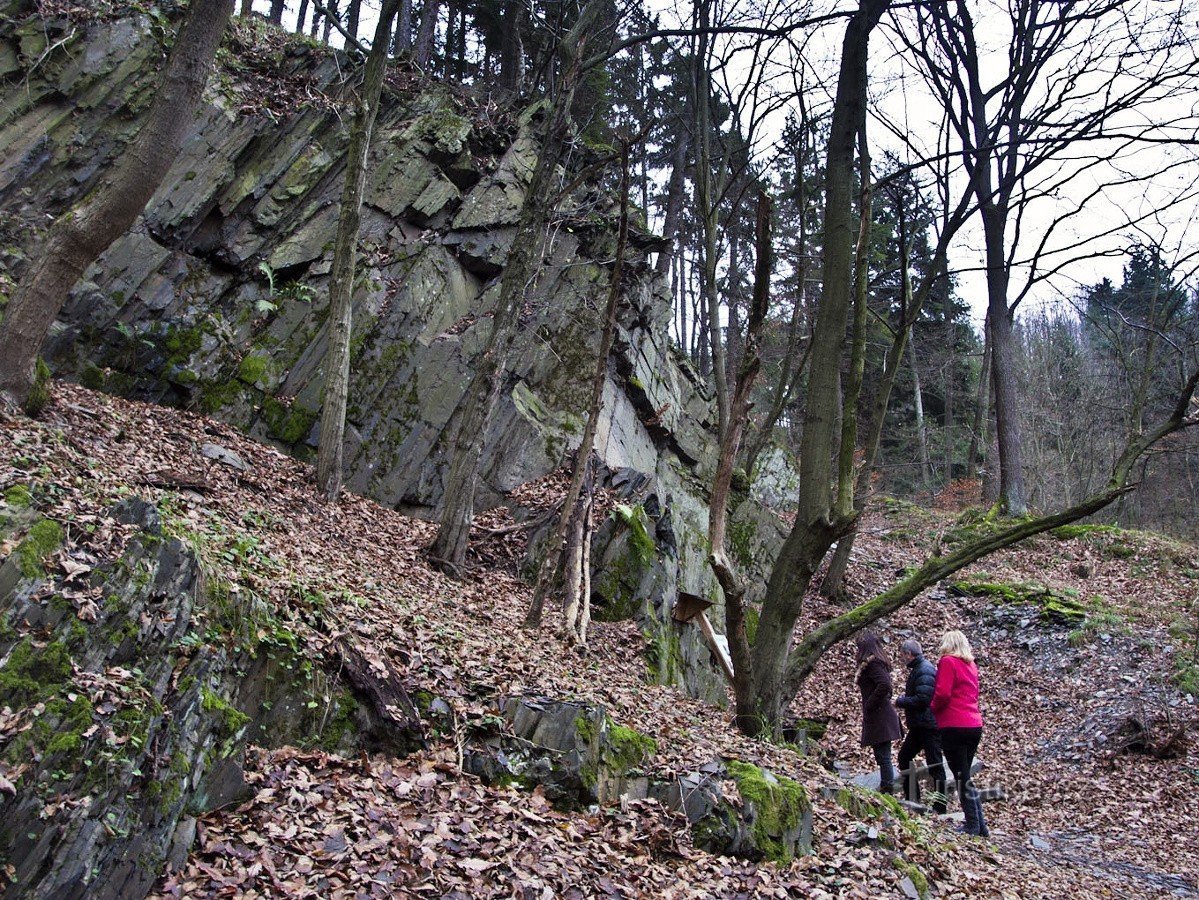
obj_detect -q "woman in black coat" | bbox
[856,631,903,794]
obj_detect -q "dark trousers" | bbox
[871,742,896,791]
[940,726,988,835]
[897,725,946,809]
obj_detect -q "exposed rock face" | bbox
[0,10,790,702]
[0,496,415,900]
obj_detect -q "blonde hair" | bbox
[938,630,974,662]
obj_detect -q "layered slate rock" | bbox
[0,10,794,703]
[0,497,418,899]
[464,696,813,864]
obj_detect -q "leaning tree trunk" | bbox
[525,138,631,626]
[0,0,234,407]
[315,0,400,500]
[432,0,608,573]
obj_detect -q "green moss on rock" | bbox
[262,396,317,445]
[14,518,63,578]
[949,579,1086,623]
[725,759,810,864]
[4,483,33,509]
[0,638,73,707]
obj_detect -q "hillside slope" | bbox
[3,385,1196,898]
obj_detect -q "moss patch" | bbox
[262,396,317,445]
[24,358,53,416]
[602,723,656,774]
[725,759,810,864]
[14,517,64,578]
[612,503,655,567]
[948,579,1086,624]
[893,856,930,898]
[0,638,73,707]
[4,483,33,509]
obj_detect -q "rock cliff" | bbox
[0,7,787,703]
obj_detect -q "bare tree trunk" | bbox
[315,0,399,500]
[269,0,285,24]
[413,0,439,67]
[393,0,413,51]
[561,455,596,645]
[434,1,609,573]
[297,0,310,32]
[911,339,932,492]
[240,0,254,15]
[745,0,890,734]
[345,0,362,41]
[710,193,772,732]
[967,325,990,479]
[498,0,525,92]
[983,209,1028,514]
[526,137,631,625]
[654,132,691,278]
[0,0,234,407]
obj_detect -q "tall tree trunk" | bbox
[433,1,608,573]
[393,0,413,51]
[345,0,362,41]
[525,139,631,627]
[744,0,890,734]
[315,0,399,500]
[982,206,1027,514]
[0,0,234,407]
[269,0,286,24]
[498,0,525,92]
[693,0,729,437]
[710,193,772,733]
[413,0,439,67]
[655,132,690,279]
[240,0,254,16]
[966,324,990,479]
[322,0,337,42]
[911,338,932,492]
[297,0,310,33]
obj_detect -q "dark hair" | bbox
[855,631,889,668]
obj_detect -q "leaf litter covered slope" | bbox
[0,383,1178,898]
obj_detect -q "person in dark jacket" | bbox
[894,639,948,812]
[855,631,903,794]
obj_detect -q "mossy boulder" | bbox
[948,578,1087,624]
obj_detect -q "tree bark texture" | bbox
[413,0,440,67]
[745,0,891,735]
[315,0,400,500]
[0,0,234,406]
[710,193,771,733]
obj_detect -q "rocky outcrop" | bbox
[464,696,813,864]
[0,10,791,703]
[0,495,418,899]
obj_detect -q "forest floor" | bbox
[3,383,1197,898]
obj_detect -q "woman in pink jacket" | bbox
[931,630,989,837]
